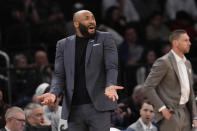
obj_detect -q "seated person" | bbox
[0,106,25,131]
[43,92,63,131]
[127,100,158,131]
[24,103,51,131]
[0,90,11,128]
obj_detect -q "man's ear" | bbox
[7,117,12,122]
[73,21,79,28]
[172,39,178,47]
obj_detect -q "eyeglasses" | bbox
[11,117,26,123]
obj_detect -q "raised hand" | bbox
[105,85,124,101]
[36,93,56,105]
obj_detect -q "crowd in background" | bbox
[1,0,197,130]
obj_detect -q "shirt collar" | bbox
[139,118,153,130]
[171,50,186,63]
[5,127,11,131]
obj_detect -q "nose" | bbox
[90,19,95,24]
[22,122,25,126]
[146,111,152,116]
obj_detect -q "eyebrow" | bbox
[143,109,154,112]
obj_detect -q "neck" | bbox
[6,124,12,131]
[172,48,184,58]
[140,118,151,128]
[76,30,84,38]
[142,120,150,127]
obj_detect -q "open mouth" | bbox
[88,25,95,30]
[146,117,150,121]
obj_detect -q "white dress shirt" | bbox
[171,50,190,104]
[5,127,11,131]
[139,118,154,131]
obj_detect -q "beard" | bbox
[78,23,95,38]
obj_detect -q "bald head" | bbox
[72,10,96,38]
[73,10,93,22]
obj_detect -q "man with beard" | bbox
[37,10,123,131]
[127,101,158,131]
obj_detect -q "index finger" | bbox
[36,94,46,101]
[114,86,124,90]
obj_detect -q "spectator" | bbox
[146,12,170,41]
[0,90,11,129]
[0,106,25,131]
[170,11,197,40]
[132,0,161,21]
[24,0,40,25]
[43,93,62,131]
[32,83,50,104]
[13,54,28,69]
[136,49,157,85]
[111,102,132,130]
[104,6,126,36]
[102,0,140,22]
[119,25,144,66]
[24,103,51,131]
[97,24,124,47]
[160,43,171,56]
[10,54,41,107]
[34,82,63,131]
[165,0,197,20]
[111,85,146,129]
[33,50,53,83]
[127,100,158,131]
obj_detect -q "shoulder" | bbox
[57,35,75,45]
[152,124,159,131]
[154,52,172,67]
[96,30,112,39]
[127,121,139,130]
[96,30,110,35]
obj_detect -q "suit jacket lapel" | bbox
[85,39,94,65]
[67,35,75,86]
[136,119,143,131]
[169,51,181,83]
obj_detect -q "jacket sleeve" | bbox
[144,58,169,111]
[50,41,66,97]
[103,33,118,87]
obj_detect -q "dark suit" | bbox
[0,128,7,131]
[50,31,118,130]
[23,121,51,131]
[144,51,197,131]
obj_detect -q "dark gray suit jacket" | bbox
[144,51,197,122]
[127,119,158,131]
[50,31,118,120]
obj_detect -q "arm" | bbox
[50,41,66,97]
[37,41,66,105]
[144,58,170,112]
[103,33,118,87]
[103,33,123,101]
